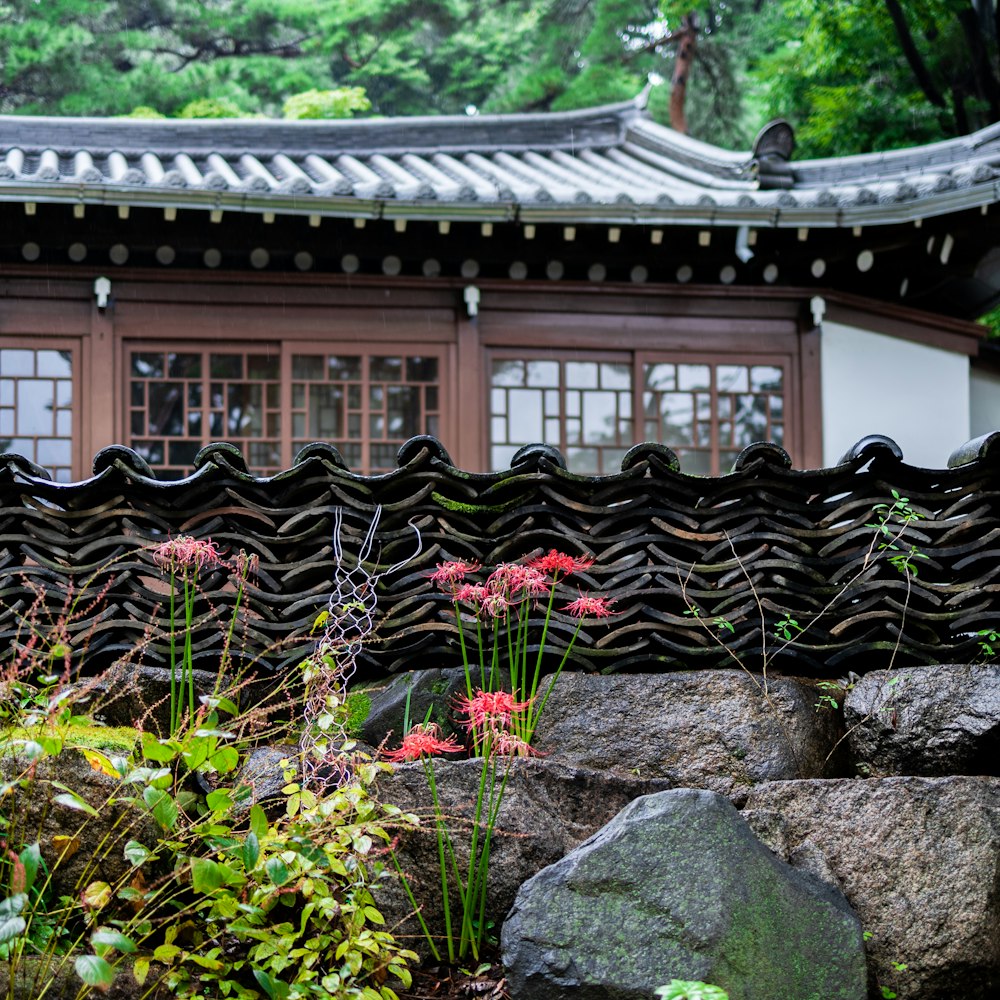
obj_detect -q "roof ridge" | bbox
[0,95,648,157]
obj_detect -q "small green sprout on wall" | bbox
[655,980,729,1000]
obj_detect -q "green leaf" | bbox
[17,844,41,896]
[249,804,268,842]
[132,955,150,985]
[191,857,245,893]
[74,954,115,990]
[208,745,240,773]
[52,788,100,817]
[253,969,291,999]
[123,840,152,867]
[143,787,178,830]
[141,733,177,762]
[242,832,260,871]
[265,857,290,887]
[205,788,234,813]
[153,943,181,963]
[0,894,27,944]
[92,927,137,954]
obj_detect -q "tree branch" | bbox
[882,0,948,108]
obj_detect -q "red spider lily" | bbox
[455,689,532,732]
[232,549,260,580]
[562,593,618,619]
[428,559,481,589]
[454,583,489,604]
[482,593,511,619]
[152,535,221,573]
[487,727,542,758]
[529,549,595,577]
[383,723,463,762]
[487,562,549,597]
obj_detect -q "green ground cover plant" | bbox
[0,521,419,1000]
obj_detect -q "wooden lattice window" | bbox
[641,358,785,475]
[490,351,789,476]
[290,350,442,473]
[128,347,282,479]
[490,355,634,474]
[0,344,76,481]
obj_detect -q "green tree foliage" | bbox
[754,0,1000,157]
[0,0,998,155]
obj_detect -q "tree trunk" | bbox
[670,12,698,134]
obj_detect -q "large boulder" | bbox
[0,746,159,901]
[531,670,845,802]
[375,757,671,957]
[742,776,1000,1000]
[843,664,1000,776]
[501,787,867,1000]
[0,956,172,1000]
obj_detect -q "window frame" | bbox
[121,337,452,477]
[0,335,83,482]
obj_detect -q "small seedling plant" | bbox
[680,489,929,695]
[655,980,729,1000]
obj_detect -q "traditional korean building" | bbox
[1,90,998,481]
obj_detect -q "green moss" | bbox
[430,491,527,513]
[344,690,372,737]
[1,724,139,753]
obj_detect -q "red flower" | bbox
[152,535,221,573]
[455,689,532,732]
[454,583,489,605]
[529,550,594,576]
[562,593,618,619]
[487,727,542,758]
[482,593,511,619]
[428,560,480,589]
[487,563,549,598]
[383,723,463,762]
[232,549,260,580]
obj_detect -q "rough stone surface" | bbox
[0,956,172,1000]
[80,663,229,733]
[375,758,671,957]
[501,788,867,1000]
[0,747,159,900]
[361,666,509,748]
[844,664,1000,776]
[531,670,846,802]
[742,776,1000,1000]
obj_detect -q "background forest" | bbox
[1,0,999,156]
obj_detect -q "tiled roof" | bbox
[1,92,998,227]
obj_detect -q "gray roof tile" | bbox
[0,93,997,226]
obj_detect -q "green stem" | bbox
[454,597,472,698]
[389,848,441,963]
[460,749,493,960]
[424,758,455,964]
[168,568,177,734]
[183,570,196,732]
[526,615,583,746]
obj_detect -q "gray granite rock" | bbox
[844,664,1000,776]
[360,666,510,748]
[0,747,159,901]
[743,776,1000,1000]
[501,787,867,1000]
[531,670,846,802]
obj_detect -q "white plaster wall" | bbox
[820,321,970,469]
[970,367,1000,439]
